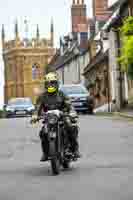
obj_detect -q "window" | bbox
[32,63,40,80]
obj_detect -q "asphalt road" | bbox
[0,115,133,200]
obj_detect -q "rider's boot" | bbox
[71,128,81,158]
[74,149,81,158]
[40,139,48,162]
[40,153,48,162]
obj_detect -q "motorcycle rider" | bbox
[31,72,80,161]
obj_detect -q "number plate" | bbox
[16,111,26,115]
[49,132,56,138]
[73,102,82,106]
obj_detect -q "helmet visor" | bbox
[45,80,58,87]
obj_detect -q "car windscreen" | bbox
[60,86,88,95]
[8,98,32,106]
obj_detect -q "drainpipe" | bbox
[78,58,81,83]
[116,30,123,109]
[107,59,111,112]
[128,0,132,16]
[62,67,64,84]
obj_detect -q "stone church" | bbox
[1,21,55,104]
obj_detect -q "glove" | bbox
[69,110,78,118]
[30,114,39,124]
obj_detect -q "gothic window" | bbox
[7,66,11,81]
[32,63,40,80]
[11,66,16,81]
[7,65,14,81]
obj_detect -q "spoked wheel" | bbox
[62,160,70,169]
[51,158,60,175]
[49,141,60,175]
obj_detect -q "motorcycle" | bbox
[32,109,79,175]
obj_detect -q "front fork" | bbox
[48,124,62,158]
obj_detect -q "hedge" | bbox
[0,110,5,118]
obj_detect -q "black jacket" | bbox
[35,90,72,116]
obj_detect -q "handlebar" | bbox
[30,110,78,124]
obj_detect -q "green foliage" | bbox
[120,16,133,36]
[0,110,4,118]
[118,16,133,79]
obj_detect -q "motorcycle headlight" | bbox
[48,114,58,124]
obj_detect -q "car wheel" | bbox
[88,108,94,114]
[6,113,10,118]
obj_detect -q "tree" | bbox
[118,16,133,79]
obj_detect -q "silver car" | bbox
[5,97,35,117]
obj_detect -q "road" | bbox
[0,115,133,200]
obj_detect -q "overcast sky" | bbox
[0,0,92,46]
[0,0,115,107]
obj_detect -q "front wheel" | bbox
[62,160,70,169]
[51,158,60,175]
[49,141,60,175]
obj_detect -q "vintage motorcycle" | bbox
[32,109,79,175]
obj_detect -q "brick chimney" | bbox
[93,0,112,27]
[71,0,88,49]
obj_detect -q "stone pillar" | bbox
[108,30,121,111]
[123,72,128,104]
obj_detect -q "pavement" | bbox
[119,106,133,118]
[93,102,133,119]
[0,115,133,200]
[95,107,133,119]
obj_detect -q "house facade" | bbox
[105,0,133,110]
[83,49,110,109]
[83,0,133,111]
[48,38,90,85]
[47,0,90,86]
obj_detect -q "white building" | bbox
[48,38,90,85]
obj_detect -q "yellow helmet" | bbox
[45,72,58,82]
[45,72,59,93]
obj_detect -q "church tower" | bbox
[50,18,54,47]
[36,24,40,41]
[71,0,88,49]
[2,21,55,104]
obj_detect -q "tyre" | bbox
[49,141,60,175]
[49,140,56,156]
[6,114,11,118]
[88,107,94,114]
[51,158,60,175]
[62,160,70,169]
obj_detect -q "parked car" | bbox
[59,84,94,114]
[5,97,35,117]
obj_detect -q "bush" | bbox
[0,110,5,118]
[118,16,133,78]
